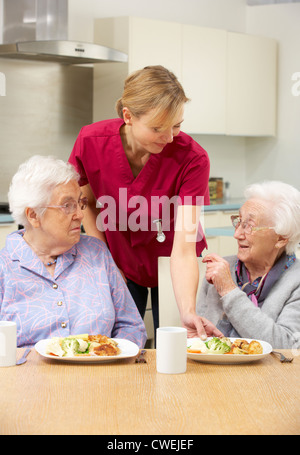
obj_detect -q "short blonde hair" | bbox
[116,65,189,129]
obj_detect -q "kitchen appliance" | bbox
[0,0,128,64]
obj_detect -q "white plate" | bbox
[35,338,139,363]
[187,337,272,364]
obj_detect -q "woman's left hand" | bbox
[203,253,236,297]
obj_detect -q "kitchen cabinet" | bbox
[226,32,277,136]
[93,17,277,136]
[93,17,181,122]
[182,25,227,134]
[94,16,181,74]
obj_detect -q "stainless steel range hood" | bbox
[0,40,128,64]
[0,0,128,64]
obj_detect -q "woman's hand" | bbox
[182,312,223,339]
[202,253,236,297]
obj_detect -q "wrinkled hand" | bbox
[182,312,223,339]
[202,253,236,297]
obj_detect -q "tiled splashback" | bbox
[0,58,93,202]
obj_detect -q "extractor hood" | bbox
[0,40,128,64]
[0,0,128,64]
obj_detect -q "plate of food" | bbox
[35,334,139,363]
[187,337,272,364]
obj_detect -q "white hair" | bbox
[8,155,80,227]
[244,181,300,254]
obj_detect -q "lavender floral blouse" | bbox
[0,231,147,348]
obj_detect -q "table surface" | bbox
[0,348,299,435]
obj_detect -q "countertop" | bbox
[0,214,14,224]
[204,197,244,212]
[203,197,243,236]
[205,226,234,237]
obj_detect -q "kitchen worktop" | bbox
[0,214,14,224]
[203,198,243,237]
[204,197,244,212]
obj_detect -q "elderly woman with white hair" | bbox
[197,181,300,349]
[0,155,147,348]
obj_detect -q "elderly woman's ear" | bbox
[25,207,40,228]
[275,235,289,250]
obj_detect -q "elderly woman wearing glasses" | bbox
[0,155,147,348]
[197,181,300,349]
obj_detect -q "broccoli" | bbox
[205,337,231,354]
[61,338,80,357]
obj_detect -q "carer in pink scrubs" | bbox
[69,65,222,340]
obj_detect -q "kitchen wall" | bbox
[0,0,298,202]
[69,0,248,198]
[68,0,300,195]
[69,0,300,195]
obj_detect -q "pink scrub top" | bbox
[69,118,210,287]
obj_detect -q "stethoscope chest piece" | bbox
[153,219,166,243]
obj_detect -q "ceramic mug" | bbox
[156,326,187,374]
[0,321,17,367]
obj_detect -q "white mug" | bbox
[156,326,187,374]
[0,321,17,367]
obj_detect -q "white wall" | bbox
[191,134,246,198]
[245,3,300,191]
[68,0,246,41]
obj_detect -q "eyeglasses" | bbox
[41,197,88,215]
[231,215,274,235]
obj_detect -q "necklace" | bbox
[46,258,57,267]
[23,233,58,267]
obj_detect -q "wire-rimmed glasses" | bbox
[41,197,88,215]
[231,215,274,235]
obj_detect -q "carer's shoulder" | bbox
[176,131,208,157]
[79,118,123,138]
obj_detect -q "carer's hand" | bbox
[182,312,223,340]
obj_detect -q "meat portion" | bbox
[88,335,120,356]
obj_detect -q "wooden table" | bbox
[0,348,299,435]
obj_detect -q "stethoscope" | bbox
[153,219,166,243]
